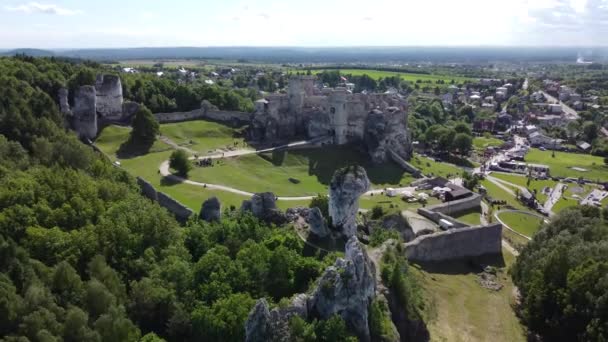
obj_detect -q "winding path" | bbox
[158,136,397,200]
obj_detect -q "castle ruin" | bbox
[250,76,413,163]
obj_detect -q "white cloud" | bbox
[5,2,82,15]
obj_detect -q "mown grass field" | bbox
[497,211,543,237]
[473,137,504,151]
[409,155,463,179]
[304,69,475,84]
[188,146,416,197]
[452,208,482,226]
[95,122,441,211]
[414,248,526,342]
[525,149,608,181]
[159,120,249,154]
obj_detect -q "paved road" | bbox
[541,91,579,120]
[544,183,565,216]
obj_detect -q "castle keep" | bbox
[250,76,413,163]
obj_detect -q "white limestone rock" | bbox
[309,236,376,341]
[95,74,124,120]
[329,166,370,238]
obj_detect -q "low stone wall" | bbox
[388,149,421,178]
[154,108,250,125]
[136,176,193,222]
[404,223,502,262]
[416,208,469,228]
[421,193,481,216]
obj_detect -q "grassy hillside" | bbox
[415,249,526,342]
[525,149,608,181]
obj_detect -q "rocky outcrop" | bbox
[58,87,71,116]
[72,85,98,140]
[309,236,376,341]
[199,196,221,222]
[245,237,376,342]
[364,107,412,164]
[245,294,310,342]
[241,192,286,224]
[95,74,124,120]
[122,101,140,122]
[381,214,415,242]
[329,166,370,238]
[245,299,272,342]
[307,207,330,238]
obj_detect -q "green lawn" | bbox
[452,208,482,226]
[188,146,416,197]
[414,248,525,342]
[525,149,608,181]
[491,173,557,204]
[95,123,424,211]
[473,137,504,151]
[159,120,249,154]
[305,69,474,84]
[498,211,543,237]
[409,155,463,179]
[480,180,526,211]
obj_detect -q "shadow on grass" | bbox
[160,175,187,187]
[413,253,506,276]
[117,140,155,159]
[290,144,410,186]
[302,234,347,257]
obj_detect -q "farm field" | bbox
[497,211,544,237]
[525,148,608,181]
[304,68,475,84]
[415,248,525,342]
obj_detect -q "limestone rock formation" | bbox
[285,207,310,222]
[381,213,415,242]
[199,197,221,222]
[95,74,124,120]
[245,299,272,342]
[245,294,311,342]
[72,85,98,140]
[58,87,71,116]
[307,207,330,238]
[364,107,412,164]
[122,101,140,121]
[329,166,370,237]
[309,236,376,341]
[241,192,286,224]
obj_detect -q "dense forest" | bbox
[511,206,608,341]
[0,56,342,341]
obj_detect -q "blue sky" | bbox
[1,0,607,48]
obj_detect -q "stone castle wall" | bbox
[404,224,502,262]
[136,176,193,222]
[154,108,250,125]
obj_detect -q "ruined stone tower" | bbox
[328,89,349,145]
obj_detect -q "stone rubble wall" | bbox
[136,176,193,222]
[404,223,502,262]
[154,108,250,125]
